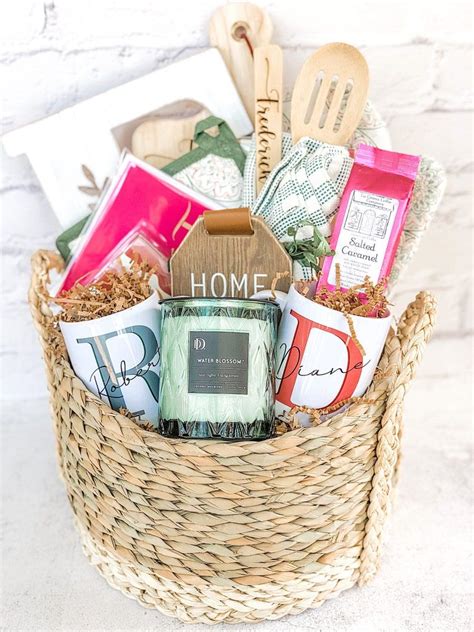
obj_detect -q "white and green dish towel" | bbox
[243,134,353,280]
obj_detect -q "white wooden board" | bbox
[2,49,253,228]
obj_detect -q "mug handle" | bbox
[251,289,288,311]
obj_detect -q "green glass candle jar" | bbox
[158,297,280,440]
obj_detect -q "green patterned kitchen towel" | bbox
[243,134,292,209]
[245,134,353,236]
[244,135,353,279]
[388,155,446,293]
[163,115,246,208]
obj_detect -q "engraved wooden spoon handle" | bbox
[254,44,283,194]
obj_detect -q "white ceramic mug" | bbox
[253,285,391,419]
[59,293,161,425]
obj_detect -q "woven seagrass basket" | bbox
[29,250,436,625]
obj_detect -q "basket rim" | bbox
[29,248,398,452]
[52,329,396,451]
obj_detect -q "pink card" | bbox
[56,153,221,294]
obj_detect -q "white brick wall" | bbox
[1,0,472,400]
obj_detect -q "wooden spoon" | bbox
[254,44,283,193]
[291,43,369,145]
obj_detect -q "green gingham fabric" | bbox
[243,134,353,279]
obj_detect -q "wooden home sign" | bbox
[170,207,292,298]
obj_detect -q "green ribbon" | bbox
[56,116,246,261]
[56,215,89,262]
[161,115,246,176]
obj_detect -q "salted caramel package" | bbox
[320,144,421,293]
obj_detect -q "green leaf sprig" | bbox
[284,222,334,274]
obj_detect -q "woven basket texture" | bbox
[29,250,436,625]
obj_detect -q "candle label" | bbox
[188,331,249,395]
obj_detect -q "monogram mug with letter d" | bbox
[253,285,391,421]
[59,292,161,425]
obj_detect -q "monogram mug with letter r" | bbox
[59,292,161,425]
[253,284,391,422]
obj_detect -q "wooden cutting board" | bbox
[209,3,273,120]
[131,104,211,169]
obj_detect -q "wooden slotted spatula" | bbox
[291,43,369,145]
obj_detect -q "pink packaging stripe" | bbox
[356,144,421,179]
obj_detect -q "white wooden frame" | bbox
[2,49,253,227]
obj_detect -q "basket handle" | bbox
[359,291,437,585]
[29,250,66,472]
[396,290,437,380]
[29,250,63,350]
